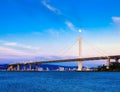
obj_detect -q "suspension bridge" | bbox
[7,36,120,71]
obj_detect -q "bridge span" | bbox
[7,55,120,71]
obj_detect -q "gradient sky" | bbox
[0,0,120,66]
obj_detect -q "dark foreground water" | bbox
[0,72,120,92]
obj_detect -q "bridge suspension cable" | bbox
[52,36,109,59]
[82,38,108,57]
[59,39,78,57]
[52,38,78,57]
[25,35,112,61]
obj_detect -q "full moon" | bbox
[78,29,82,33]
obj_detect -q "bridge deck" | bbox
[9,55,120,66]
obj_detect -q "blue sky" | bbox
[0,0,120,66]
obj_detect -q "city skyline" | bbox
[0,0,120,66]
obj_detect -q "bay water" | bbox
[0,72,120,92]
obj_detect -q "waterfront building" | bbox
[59,67,64,71]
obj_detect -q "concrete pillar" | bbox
[29,64,32,71]
[13,66,17,71]
[7,65,13,71]
[11,66,13,71]
[23,64,26,71]
[78,60,82,71]
[17,64,20,71]
[36,64,38,71]
[106,57,110,69]
[115,58,119,63]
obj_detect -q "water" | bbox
[0,72,120,92]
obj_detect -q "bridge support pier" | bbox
[7,65,14,71]
[78,60,82,71]
[17,64,20,71]
[106,57,110,69]
[115,58,119,63]
[36,64,38,71]
[23,64,26,71]
[29,64,32,71]
[13,66,17,71]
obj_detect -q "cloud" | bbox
[0,40,46,60]
[0,46,38,64]
[112,16,120,34]
[0,45,72,63]
[65,21,76,31]
[2,41,40,50]
[0,46,32,56]
[4,42,17,46]
[42,0,61,15]
[0,40,50,57]
[112,17,120,25]
[112,16,120,23]
[41,0,79,32]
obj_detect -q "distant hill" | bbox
[0,64,8,70]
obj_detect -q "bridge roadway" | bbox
[7,55,120,71]
[10,55,120,66]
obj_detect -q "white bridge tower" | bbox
[78,36,82,71]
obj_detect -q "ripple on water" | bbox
[0,72,120,92]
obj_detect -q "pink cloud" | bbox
[112,16,120,23]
